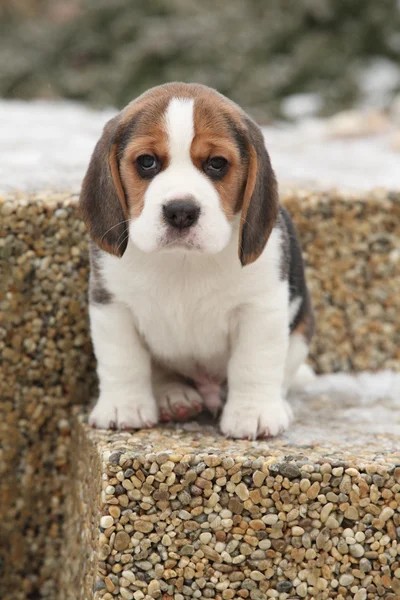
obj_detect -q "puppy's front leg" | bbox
[221,297,292,439]
[89,302,158,429]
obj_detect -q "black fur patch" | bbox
[117,111,144,159]
[278,206,315,339]
[277,209,290,281]
[89,242,113,305]
[224,114,249,161]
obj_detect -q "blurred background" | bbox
[1,0,400,192]
[1,0,400,121]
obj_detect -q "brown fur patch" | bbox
[192,96,247,220]
[238,143,258,250]
[110,142,127,211]
[119,127,169,220]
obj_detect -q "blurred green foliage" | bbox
[1,0,399,120]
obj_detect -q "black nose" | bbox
[163,200,200,230]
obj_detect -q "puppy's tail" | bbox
[289,363,316,391]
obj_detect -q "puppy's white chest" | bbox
[105,248,245,380]
[132,275,232,379]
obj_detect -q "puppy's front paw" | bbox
[155,382,204,422]
[89,391,158,430]
[220,392,293,440]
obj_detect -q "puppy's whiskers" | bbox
[117,232,130,253]
[116,222,131,247]
[100,219,129,242]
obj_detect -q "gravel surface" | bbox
[1,188,399,599]
[62,415,400,600]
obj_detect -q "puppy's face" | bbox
[80,83,278,265]
[121,95,245,255]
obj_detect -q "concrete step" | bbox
[1,189,399,599]
[62,403,400,600]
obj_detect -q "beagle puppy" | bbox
[80,82,315,440]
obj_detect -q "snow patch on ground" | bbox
[299,370,400,405]
[1,99,399,193]
[289,370,400,439]
[174,371,400,444]
[0,100,115,194]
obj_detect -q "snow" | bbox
[281,92,322,120]
[0,100,115,194]
[357,57,400,109]
[299,370,400,406]
[288,370,400,439]
[173,370,400,444]
[1,99,399,194]
[264,117,399,191]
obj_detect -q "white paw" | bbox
[89,391,158,430]
[220,392,293,440]
[155,381,204,422]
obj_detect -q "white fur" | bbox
[129,97,232,254]
[88,302,157,429]
[88,96,311,438]
[220,275,293,439]
[289,296,302,325]
[290,363,316,390]
[284,332,311,391]
[91,221,301,438]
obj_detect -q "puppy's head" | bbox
[80,83,278,265]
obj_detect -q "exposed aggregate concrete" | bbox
[1,189,399,599]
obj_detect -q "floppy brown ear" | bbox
[79,115,129,257]
[239,118,279,266]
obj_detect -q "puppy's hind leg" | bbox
[153,364,204,422]
[284,332,315,393]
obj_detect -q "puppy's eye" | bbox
[204,156,228,179]
[209,157,227,171]
[137,154,156,169]
[136,154,160,177]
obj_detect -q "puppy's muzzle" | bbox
[163,200,200,230]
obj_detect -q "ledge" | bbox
[1,188,399,599]
[62,407,400,600]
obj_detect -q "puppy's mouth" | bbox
[159,229,203,252]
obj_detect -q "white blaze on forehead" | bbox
[129,94,232,255]
[165,97,195,162]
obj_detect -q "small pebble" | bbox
[200,532,212,544]
[100,516,114,529]
[350,543,365,558]
[235,483,249,501]
[380,507,394,521]
[276,581,292,593]
[339,574,354,587]
[114,531,130,551]
[148,580,161,598]
[296,582,308,597]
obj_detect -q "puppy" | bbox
[80,82,315,439]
